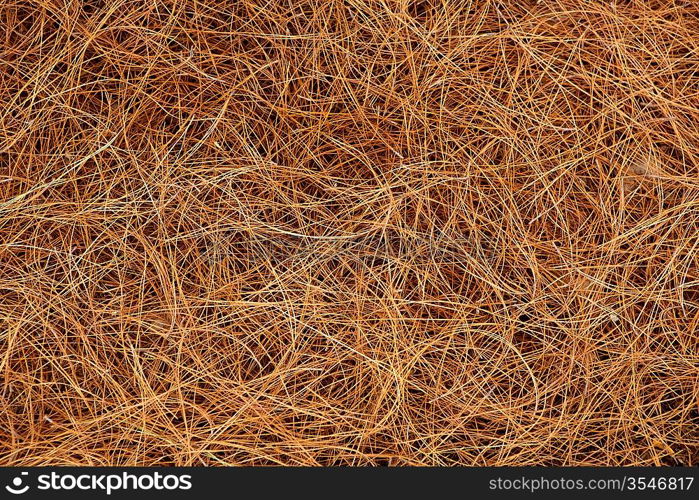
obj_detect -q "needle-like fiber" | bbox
[0,0,698,465]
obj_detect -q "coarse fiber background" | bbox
[1,0,698,466]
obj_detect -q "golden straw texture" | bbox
[1,0,698,465]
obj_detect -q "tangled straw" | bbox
[1,0,698,466]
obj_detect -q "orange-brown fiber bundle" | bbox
[1,0,698,466]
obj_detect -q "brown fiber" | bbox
[1,0,698,466]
